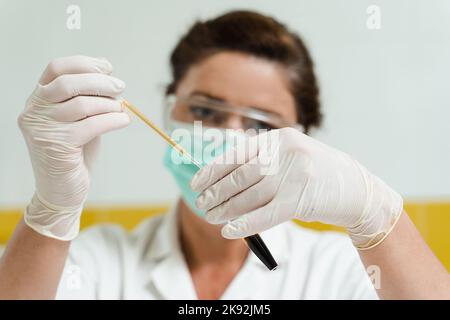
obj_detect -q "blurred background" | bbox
[0,0,449,269]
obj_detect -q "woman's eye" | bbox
[189,105,228,126]
[189,106,214,119]
[246,119,275,131]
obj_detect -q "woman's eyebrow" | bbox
[189,91,225,103]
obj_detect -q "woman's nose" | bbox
[223,115,245,130]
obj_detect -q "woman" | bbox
[0,11,448,299]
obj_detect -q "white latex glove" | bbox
[190,128,403,249]
[18,55,131,240]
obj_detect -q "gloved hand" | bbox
[190,127,403,249]
[18,55,131,240]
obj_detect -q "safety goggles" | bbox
[164,94,303,132]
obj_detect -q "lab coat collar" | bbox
[144,205,290,299]
[145,205,198,299]
[145,205,179,261]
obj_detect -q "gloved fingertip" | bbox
[195,193,206,209]
[122,105,132,117]
[205,213,218,224]
[205,209,226,224]
[112,78,126,91]
[221,224,242,239]
[95,57,113,74]
[118,112,132,127]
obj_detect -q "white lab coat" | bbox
[56,205,378,300]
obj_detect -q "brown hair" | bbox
[166,10,322,132]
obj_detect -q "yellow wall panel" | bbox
[0,202,449,271]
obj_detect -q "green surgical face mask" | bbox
[163,124,245,216]
[163,146,203,215]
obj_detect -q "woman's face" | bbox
[174,51,298,130]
